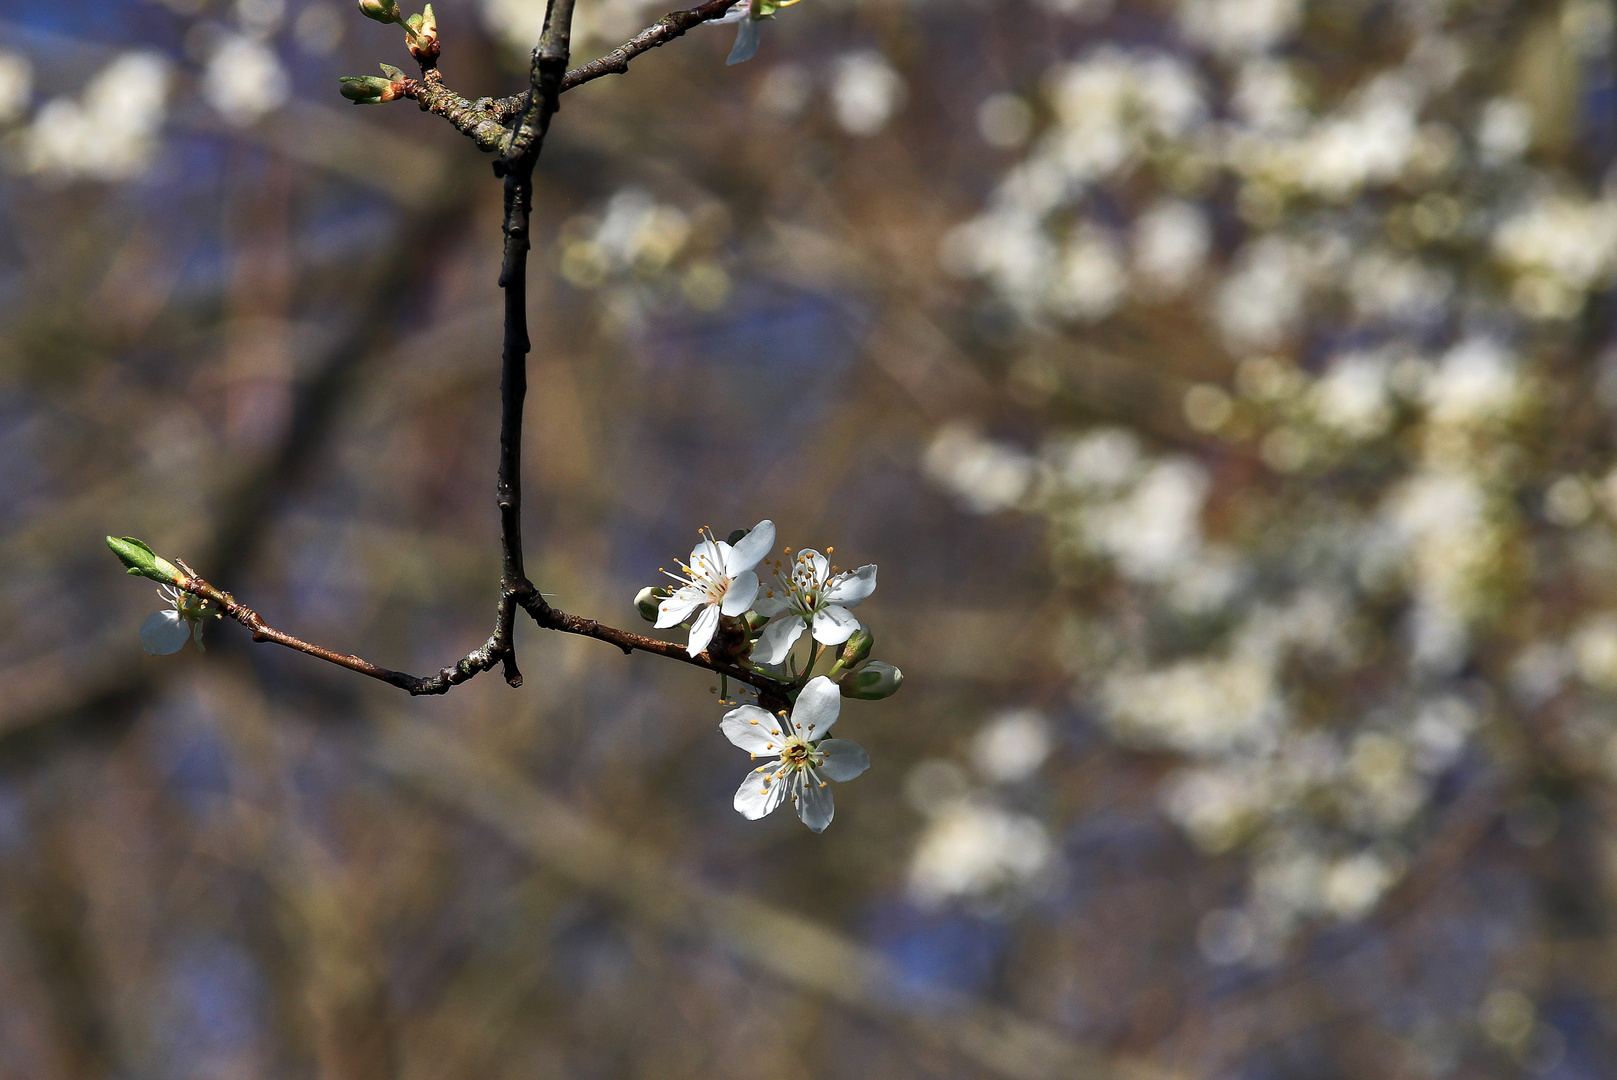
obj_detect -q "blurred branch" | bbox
[372,717,1180,1080]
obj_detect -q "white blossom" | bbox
[721,676,870,832]
[139,585,207,656]
[656,520,775,656]
[752,549,876,665]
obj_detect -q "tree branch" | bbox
[125,0,802,705]
[171,561,511,695]
[517,595,792,710]
[397,0,740,152]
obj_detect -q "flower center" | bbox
[781,740,815,770]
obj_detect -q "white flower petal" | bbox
[735,764,787,819]
[824,564,877,607]
[690,539,726,578]
[192,619,206,651]
[726,15,761,65]
[796,778,835,832]
[139,610,190,655]
[720,569,759,617]
[727,519,775,574]
[752,589,790,617]
[811,604,860,646]
[753,615,805,665]
[790,675,842,739]
[721,705,786,754]
[816,739,870,782]
[686,604,721,656]
[655,587,705,628]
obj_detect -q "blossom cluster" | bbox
[929,0,1617,970]
[637,520,899,832]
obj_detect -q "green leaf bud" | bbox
[635,585,672,623]
[357,0,400,23]
[106,536,183,584]
[379,63,406,80]
[840,660,902,700]
[339,75,400,104]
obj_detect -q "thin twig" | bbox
[398,0,739,152]
[171,561,507,695]
[518,596,792,710]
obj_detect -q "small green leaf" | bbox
[106,536,183,584]
[379,63,406,81]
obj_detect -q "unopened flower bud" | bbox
[840,660,902,700]
[635,586,672,622]
[106,536,184,585]
[839,626,874,667]
[405,5,439,62]
[339,75,402,104]
[357,0,400,23]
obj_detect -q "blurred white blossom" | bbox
[204,34,291,126]
[23,52,169,181]
[908,800,1052,905]
[970,710,1052,783]
[0,53,32,125]
[830,51,904,136]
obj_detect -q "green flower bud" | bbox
[404,5,440,63]
[744,609,770,632]
[339,75,400,104]
[635,586,672,623]
[357,0,400,23]
[839,626,874,667]
[840,660,902,700]
[106,536,183,585]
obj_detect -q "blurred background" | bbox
[2,0,1616,1075]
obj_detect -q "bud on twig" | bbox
[357,0,401,23]
[340,75,404,104]
[405,4,439,64]
[107,536,185,585]
[635,586,672,623]
[840,660,902,700]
